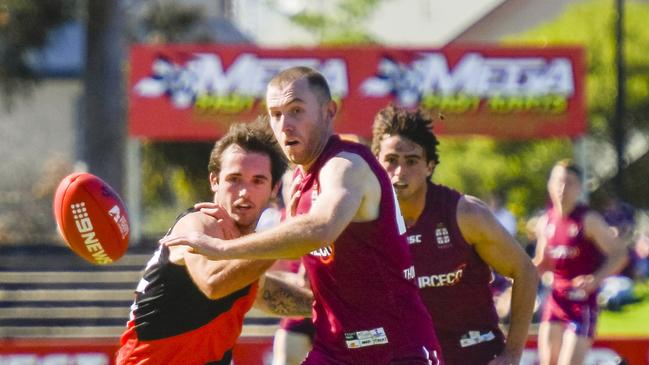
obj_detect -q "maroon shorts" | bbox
[542,290,598,338]
[435,327,505,365]
[301,346,443,365]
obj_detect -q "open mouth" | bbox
[393,182,408,190]
[233,201,253,211]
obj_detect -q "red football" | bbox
[53,172,130,264]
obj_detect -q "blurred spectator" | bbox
[524,211,545,258]
[486,191,517,236]
[595,191,639,310]
[633,228,649,279]
[601,191,636,243]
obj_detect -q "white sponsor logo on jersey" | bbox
[545,223,556,238]
[459,330,496,348]
[403,265,416,280]
[548,245,580,259]
[309,246,333,258]
[407,234,422,245]
[345,327,388,349]
[435,223,451,246]
[418,266,465,288]
[568,223,580,237]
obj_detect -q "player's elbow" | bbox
[299,215,343,248]
[202,282,229,300]
[514,258,539,287]
[611,248,630,274]
[202,275,237,300]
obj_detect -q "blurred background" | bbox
[1,0,649,364]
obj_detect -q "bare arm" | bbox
[169,212,274,300]
[161,152,377,260]
[254,271,314,317]
[457,196,538,365]
[532,214,550,273]
[575,211,629,294]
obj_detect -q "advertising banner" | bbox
[1,337,647,365]
[129,45,585,140]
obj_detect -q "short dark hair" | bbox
[371,105,440,165]
[268,66,332,103]
[208,116,288,186]
[555,158,583,181]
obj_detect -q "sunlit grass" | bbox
[598,280,649,337]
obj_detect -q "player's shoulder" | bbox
[582,208,608,232]
[322,151,372,177]
[457,194,491,218]
[171,210,222,237]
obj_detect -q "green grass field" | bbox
[598,280,649,337]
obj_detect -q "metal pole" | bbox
[613,0,626,199]
[574,137,589,202]
[126,138,142,245]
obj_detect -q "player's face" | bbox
[547,165,581,208]
[210,145,275,234]
[377,135,434,201]
[266,78,335,169]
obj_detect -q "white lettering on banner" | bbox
[134,54,349,109]
[361,53,575,107]
[0,353,109,365]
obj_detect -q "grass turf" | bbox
[597,280,649,337]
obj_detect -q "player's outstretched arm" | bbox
[169,212,274,300]
[254,271,314,317]
[161,152,373,260]
[457,196,538,365]
[577,211,629,294]
[531,214,550,273]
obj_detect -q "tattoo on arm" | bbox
[259,274,313,317]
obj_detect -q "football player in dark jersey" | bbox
[372,106,538,365]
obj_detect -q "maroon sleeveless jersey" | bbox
[294,136,440,364]
[408,183,503,363]
[543,204,605,301]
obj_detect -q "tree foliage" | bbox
[282,0,382,45]
[132,1,215,235]
[435,0,649,227]
[504,0,649,139]
[276,0,571,234]
[434,138,572,224]
[501,0,649,210]
[0,0,75,109]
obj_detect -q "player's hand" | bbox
[160,232,226,259]
[194,202,239,240]
[194,202,228,219]
[572,274,598,294]
[487,351,520,365]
